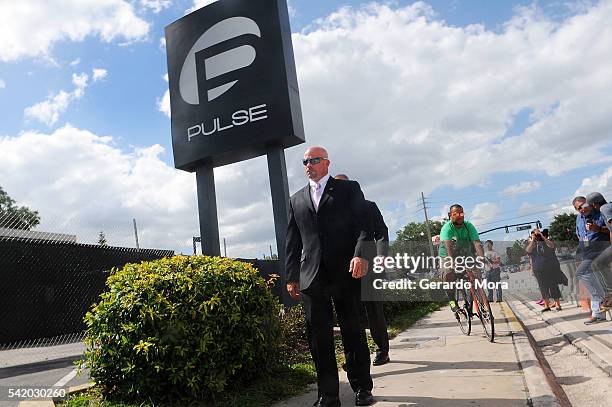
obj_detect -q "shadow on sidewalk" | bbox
[374,395,527,406]
[371,359,536,379]
[0,356,78,379]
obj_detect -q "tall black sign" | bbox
[165,0,304,171]
[165,0,304,306]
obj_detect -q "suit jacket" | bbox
[285,177,372,291]
[367,200,389,260]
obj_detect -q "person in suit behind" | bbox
[286,146,374,407]
[335,174,390,366]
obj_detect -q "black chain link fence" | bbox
[0,210,293,350]
[0,213,174,350]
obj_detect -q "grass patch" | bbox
[387,302,441,338]
[60,302,438,407]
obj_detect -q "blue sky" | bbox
[1,0,611,256]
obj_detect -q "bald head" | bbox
[303,146,330,182]
[305,146,328,159]
[335,174,349,180]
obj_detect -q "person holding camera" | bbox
[526,228,562,311]
[574,196,610,324]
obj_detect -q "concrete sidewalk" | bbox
[274,303,557,406]
[508,292,612,376]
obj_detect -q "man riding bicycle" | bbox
[438,204,485,313]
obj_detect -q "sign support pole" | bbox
[267,144,291,306]
[196,163,221,256]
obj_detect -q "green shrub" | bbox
[278,304,310,365]
[83,256,281,402]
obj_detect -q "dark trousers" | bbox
[485,268,502,301]
[533,268,562,300]
[364,301,389,355]
[301,274,373,398]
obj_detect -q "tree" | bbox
[0,186,40,230]
[391,219,445,256]
[505,239,527,265]
[548,213,578,242]
[98,231,108,246]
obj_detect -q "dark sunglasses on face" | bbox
[575,203,589,211]
[302,157,327,166]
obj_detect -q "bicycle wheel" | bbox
[473,286,495,342]
[454,287,471,336]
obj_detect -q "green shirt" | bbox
[438,220,480,257]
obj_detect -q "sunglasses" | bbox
[302,157,327,166]
[575,203,589,211]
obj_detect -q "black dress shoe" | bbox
[372,352,390,366]
[355,389,374,406]
[312,396,341,407]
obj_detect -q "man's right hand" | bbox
[287,282,300,299]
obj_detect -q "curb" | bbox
[511,293,612,377]
[500,301,562,407]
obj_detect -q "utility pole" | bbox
[223,238,227,257]
[133,218,140,250]
[421,192,435,258]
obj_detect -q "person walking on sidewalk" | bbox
[596,202,612,310]
[525,229,562,311]
[484,240,503,302]
[286,147,374,407]
[587,192,612,241]
[574,196,610,324]
[335,174,390,367]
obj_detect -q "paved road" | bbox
[0,343,88,407]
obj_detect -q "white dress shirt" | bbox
[309,174,331,211]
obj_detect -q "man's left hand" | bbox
[350,257,369,278]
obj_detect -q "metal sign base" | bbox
[196,164,221,256]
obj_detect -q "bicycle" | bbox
[453,268,495,342]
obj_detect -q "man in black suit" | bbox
[335,174,390,366]
[286,146,374,407]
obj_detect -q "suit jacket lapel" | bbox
[317,177,334,212]
[302,185,315,213]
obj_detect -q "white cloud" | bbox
[24,71,97,126]
[139,0,171,14]
[187,0,294,17]
[518,202,536,217]
[69,58,81,67]
[9,1,612,256]
[159,37,166,52]
[470,203,501,227]
[92,68,108,81]
[288,0,297,18]
[288,1,612,206]
[0,0,149,62]
[0,125,277,256]
[25,90,77,127]
[187,0,218,14]
[157,74,170,117]
[158,90,171,118]
[0,79,5,89]
[500,181,541,197]
[576,166,612,199]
